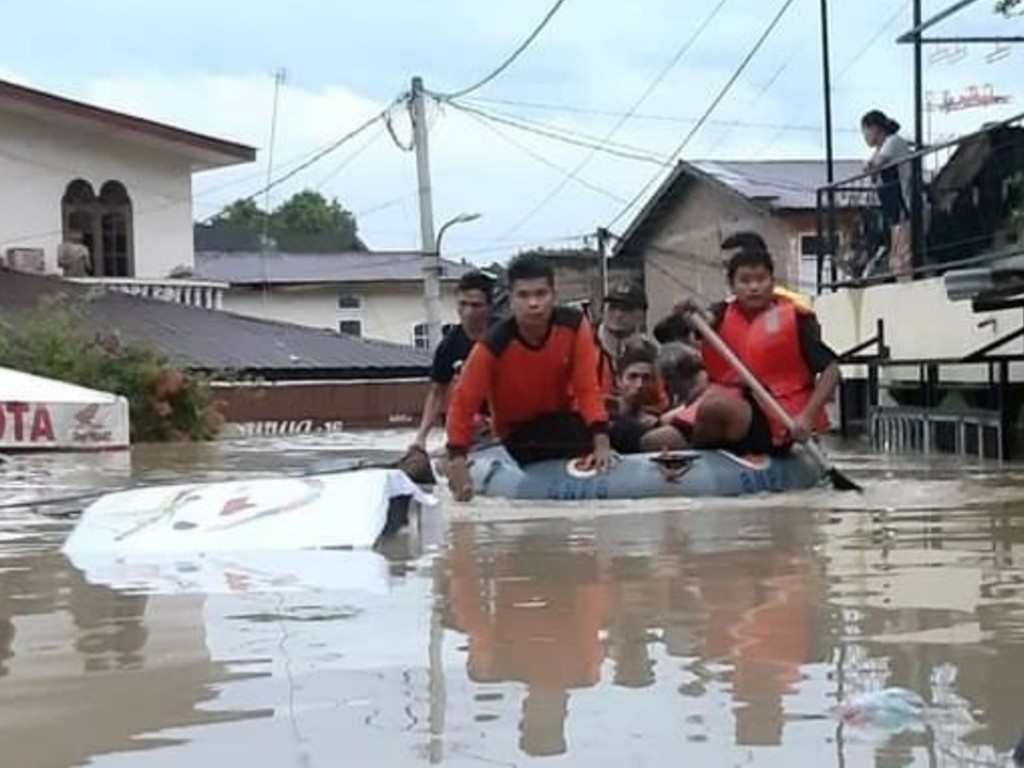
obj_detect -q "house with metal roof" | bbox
[611,159,869,322]
[0,268,432,431]
[0,76,255,281]
[194,250,477,348]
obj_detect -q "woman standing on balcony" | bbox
[862,110,913,281]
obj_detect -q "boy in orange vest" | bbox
[666,244,839,456]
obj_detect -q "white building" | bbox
[194,250,474,348]
[0,77,254,281]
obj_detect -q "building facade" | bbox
[0,78,254,279]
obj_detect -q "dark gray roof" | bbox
[690,160,866,209]
[0,269,430,379]
[614,158,866,258]
[194,250,475,285]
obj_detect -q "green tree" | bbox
[198,189,361,252]
[996,0,1020,14]
[269,190,358,251]
[209,198,264,230]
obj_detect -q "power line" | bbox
[463,95,860,133]
[834,0,910,84]
[461,100,681,156]
[444,99,670,165]
[607,0,799,230]
[458,105,627,203]
[438,0,569,99]
[197,97,406,224]
[499,0,731,238]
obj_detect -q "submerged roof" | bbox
[0,78,256,171]
[194,250,475,285]
[0,270,430,379]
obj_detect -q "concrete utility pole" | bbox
[410,76,442,351]
[596,226,610,301]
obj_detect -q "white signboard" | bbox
[0,400,129,450]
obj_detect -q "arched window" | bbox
[98,181,133,277]
[60,179,134,277]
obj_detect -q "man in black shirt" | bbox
[411,270,495,451]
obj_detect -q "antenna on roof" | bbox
[261,68,287,307]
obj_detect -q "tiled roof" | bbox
[0,270,430,379]
[194,250,475,285]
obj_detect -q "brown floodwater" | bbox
[2,433,1023,767]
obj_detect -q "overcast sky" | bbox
[3,0,1022,262]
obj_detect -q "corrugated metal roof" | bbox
[0,270,431,378]
[194,250,475,285]
[613,158,867,258]
[690,160,866,209]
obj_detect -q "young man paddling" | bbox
[445,254,612,501]
[668,243,840,455]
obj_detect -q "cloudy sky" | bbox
[3,0,1022,263]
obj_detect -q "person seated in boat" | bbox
[410,269,496,453]
[445,254,612,502]
[666,243,840,456]
[594,281,669,413]
[606,340,664,454]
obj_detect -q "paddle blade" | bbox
[827,467,862,493]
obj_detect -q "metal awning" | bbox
[944,248,1024,306]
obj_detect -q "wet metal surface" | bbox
[1,434,1023,766]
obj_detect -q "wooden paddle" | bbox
[688,312,862,492]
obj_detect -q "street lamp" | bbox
[423,212,482,351]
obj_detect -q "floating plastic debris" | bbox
[834,687,927,731]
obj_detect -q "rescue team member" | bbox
[594,282,669,412]
[670,244,840,455]
[606,340,661,454]
[410,270,495,452]
[445,255,612,501]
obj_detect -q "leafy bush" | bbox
[0,295,224,442]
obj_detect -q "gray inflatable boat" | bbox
[466,444,825,500]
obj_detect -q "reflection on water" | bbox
[1,436,1024,766]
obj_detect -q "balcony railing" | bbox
[814,110,1024,293]
[65,277,227,310]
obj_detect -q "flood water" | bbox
[2,433,1024,767]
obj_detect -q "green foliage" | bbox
[0,296,225,443]
[996,0,1021,15]
[206,189,360,252]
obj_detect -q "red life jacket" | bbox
[694,298,829,445]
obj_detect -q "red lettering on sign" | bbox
[31,406,55,442]
[0,403,56,443]
[6,403,28,441]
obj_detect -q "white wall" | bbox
[221,282,461,346]
[815,277,1024,383]
[0,109,194,278]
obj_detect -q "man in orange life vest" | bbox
[670,243,839,455]
[445,254,612,501]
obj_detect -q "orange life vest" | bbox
[697,298,829,445]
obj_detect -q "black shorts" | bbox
[503,412,594,466]
[720,391,790,457]
[609,416,648,454]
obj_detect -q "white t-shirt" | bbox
[870,133,912,207]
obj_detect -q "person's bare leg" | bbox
[690,396,752,447]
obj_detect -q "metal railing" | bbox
[813,110,1024,293]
